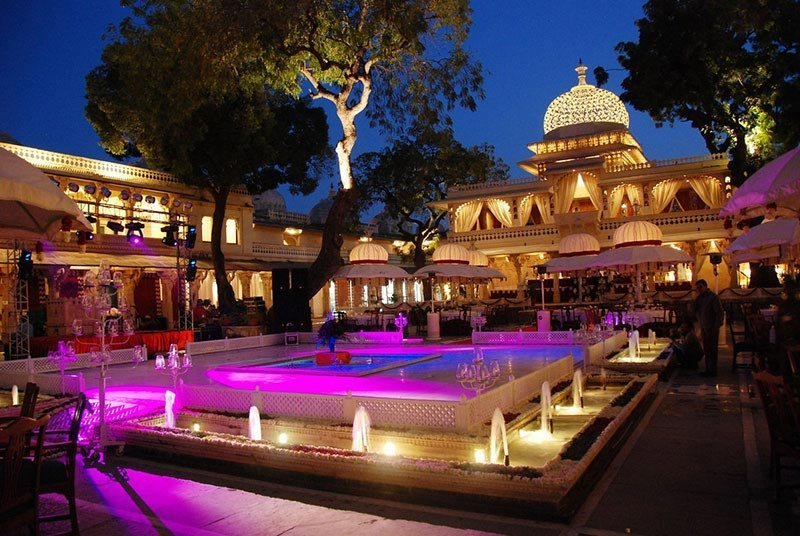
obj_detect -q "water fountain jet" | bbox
[352,405,371,452]
[11,384,19,406]
[490,408,509,466]
[572,369,584,409]
[164,390,175,428]
[541,381,553,434]
[249,405,262,441]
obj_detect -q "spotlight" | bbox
[185,257,198,282]
[161,225,178,247]
[106,221,124,234]
[125,222,145,246]
[85,214,98,224]
[185,225,197,249]
[76,230,95,246]
[18,249,33,280]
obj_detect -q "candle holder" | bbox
[456,348,500,394]
[155,343,192,389]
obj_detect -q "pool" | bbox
[261,353,441,376]
[207,345,579,401]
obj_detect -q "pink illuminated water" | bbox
[207,344,577,401]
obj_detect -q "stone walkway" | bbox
[19,346,800,535]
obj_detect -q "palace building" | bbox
[434,64,734,300]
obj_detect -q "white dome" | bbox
[559,233,600,256]
[252,189,286,211]
[613,221,663,248]
[543,64,630,139]
[432,243,470,264]
[468,249,489,267]
[349,241,389,264]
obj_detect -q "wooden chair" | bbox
[728,318,757,372]
[753,370,800,499]
[0,414,51,535]
[38,393,88,535]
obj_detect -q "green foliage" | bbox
[614,0,800,184]
[356,127,507,267]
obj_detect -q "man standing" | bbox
[693,279,724,377]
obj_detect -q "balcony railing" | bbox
[449,224,560,243]
[1,142,248,194]
[449,176,544,194]
[605,153,727,174]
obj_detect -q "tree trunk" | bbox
[211,187,237,315]
[412,239,427,269]
[334,118,357,190]
[307,187,360,298]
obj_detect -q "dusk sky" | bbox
[0,1,708,217]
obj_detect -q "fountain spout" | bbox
[490,408,510,466]
[11,384,19,406]
[540,381,553,434]
[572,369,584,409]
[249,405,262,441]
[352,405,371,452]
[164,390,175,428]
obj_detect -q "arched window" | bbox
[225,218,238,244]
[201,216,212,242]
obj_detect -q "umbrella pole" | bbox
[635,266,643,304]
[578,275,584,303]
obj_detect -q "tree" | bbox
[614,0,800,184]
[208,0,484,295]
[85,2,328,315]
[357,128,508,269]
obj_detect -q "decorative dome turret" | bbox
[613,221,663,248]
[543,62,630,140]
[348,240,389,264]
[468,249,489,267]
[252,189,286,212]
[309,184,336,225]
[432,243,470,264]
[559,233,601,256]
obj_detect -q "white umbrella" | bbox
[544,254,597,273]
[0,146,93,239]
[727,217,800,263]
[590,245,692,268]
[412,263,504,280]
[721,145,800,218]
[333,263,410,280]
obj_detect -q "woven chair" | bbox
[0,414,51,535]
[38,393,88,535]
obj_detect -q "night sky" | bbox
[0,1,707,217]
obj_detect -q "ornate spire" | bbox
[575,60,588,86]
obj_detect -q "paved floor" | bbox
[16,343,800,535]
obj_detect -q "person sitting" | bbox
[672,322,703,369]
[193,299,208,324]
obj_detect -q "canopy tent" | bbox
[0,146,92,240]
[545,233,601,304]
[721,145,800,219]
[332,241,409,310]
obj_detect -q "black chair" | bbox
[38,393,88,535]
[0,414,51,535]
[729,319,757,372]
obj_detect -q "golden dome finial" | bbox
[575,60,588,86]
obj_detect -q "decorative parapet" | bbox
[449,176,544,194]
[605,153,727,174]
[250,243,323,261]
[598,209,722,233]
[254,209,311,226]
[0,142,248,194]
[449,224,560,243]
[529,130,635,155]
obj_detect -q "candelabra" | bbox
[394,312,408,333]
[155,343,193,389]
[73,260,137,458]
[456,348,501,394]
[47,340,77,394]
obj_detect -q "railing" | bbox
[249,243,327,261]
[0,142,248,194]
[449,223,560,242]
[472,330,575,345]
[254,209,311,226]
[0,371,85,395]
[0,346,145,375]
[449,176,544,194]
[606,153,727,174]
[529,130,633,156]
[598,209,722,232]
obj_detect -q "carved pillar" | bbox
[260,272,273,309]
[121,269,142,316]
[158,270,178,330]
[238,271,253,299]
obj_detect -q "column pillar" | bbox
[158,270,178,330]
[260,272,273,309]
[238,271,253,299]
[120,269,142,316]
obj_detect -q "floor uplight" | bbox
[383,442,397,456]
[277,432,289,445]
[474,448,487,464]
[192,422,201,432]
